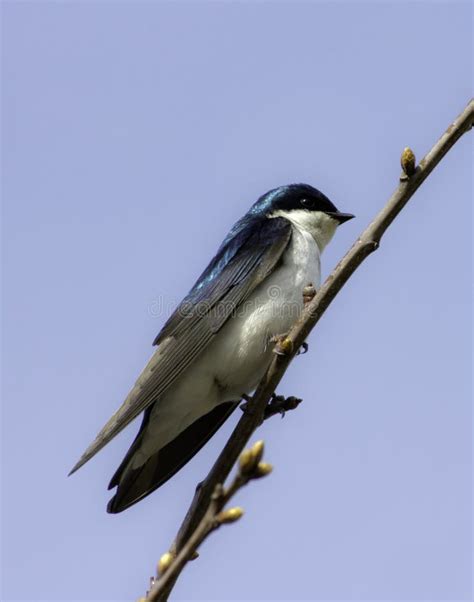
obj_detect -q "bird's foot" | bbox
[297,342,309,355]
[303,282,317,305]
[270,333,293,356]
[240,393,303,421]
[271,333,308,356]
[264,393,302,419]
[239,393,303,422]
[270,332,288,344]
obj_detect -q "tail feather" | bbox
[108,408,151,490]
[107,401,238,513]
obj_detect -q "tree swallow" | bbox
[69,183,354,513]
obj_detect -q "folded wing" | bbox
[69,216,292,475]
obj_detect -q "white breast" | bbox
[209,219,322,396]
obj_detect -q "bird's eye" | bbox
[300,198,315,209]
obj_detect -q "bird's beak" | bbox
[327,211,355,224]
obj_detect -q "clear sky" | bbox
[2,2,472,601]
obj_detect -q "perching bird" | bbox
[69,183,354,513]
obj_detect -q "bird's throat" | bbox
[270,209,338,252]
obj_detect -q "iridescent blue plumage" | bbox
[153,211,292,345]
[167,183,337,310]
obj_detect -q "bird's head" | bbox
[251,183,354,251]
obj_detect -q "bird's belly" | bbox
[211,226,321,396]
[144,226,321,455]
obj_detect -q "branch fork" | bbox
[144,441,273,601]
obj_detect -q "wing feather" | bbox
[69,217,291,475]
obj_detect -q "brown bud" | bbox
[250,440,265,465]
[217,507,244,524]
[401,147,416,176]
[157,551,174,576]
[239,448,255,475]
[253,462,273,478]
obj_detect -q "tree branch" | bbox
[145,98,473,601]
[144,441,272,602]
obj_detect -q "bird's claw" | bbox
[264,393,302,419]
[303,283,317,305]
[240,392,302,421]
[270,333,294,356]
[297,342,309,355]
[270,334,308,357]
[270,332,288,344]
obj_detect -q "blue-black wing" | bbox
[153,211,281,344]
[69,216,292,475]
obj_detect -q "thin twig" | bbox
[145,442,272,601]
[148,98,474,601]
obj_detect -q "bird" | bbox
[69,183,354,513]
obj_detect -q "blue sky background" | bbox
[1,2,472,601]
